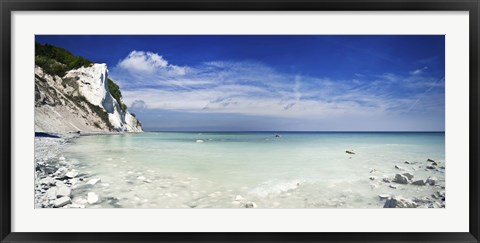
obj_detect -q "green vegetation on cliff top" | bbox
[35,42,133,131]
[35,42,128,112]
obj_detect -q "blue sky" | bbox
[36,35,445,131]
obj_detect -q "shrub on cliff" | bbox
[35,42,92,77]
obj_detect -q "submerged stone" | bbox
[53,196,71,208]
[87,192,99,204]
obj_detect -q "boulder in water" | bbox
[393,174,409,184]
[426,178,436,186]
[402,172,414,180]
[411,179,426,186]
[383,198,397,208]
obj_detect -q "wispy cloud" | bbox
[111,51,444,122]
[409,66,428,75]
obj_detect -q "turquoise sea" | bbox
[62,132,445,208]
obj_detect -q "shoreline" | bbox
[35,133,78,208]
[34,131,143,208]
[34,132,446,209]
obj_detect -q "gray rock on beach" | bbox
[66,170,79,178]
[87,192,99,204]
[45,187,58,200]
[383,198,397,208]
[383,196,417,208]
[87,178,101,185]
[393,174,409,184]
[402,173,414,180]
[39,176,56,186]
[245,202,257,208]
[411,179,426,186]
[55,167,68,176]
[56,185,71,197]
[378,194,390,200]
[426,178,436,186]
[53,196,71,208]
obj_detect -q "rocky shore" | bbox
[34,133,112,208]
[366,158,446,208]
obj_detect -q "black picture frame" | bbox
[1,0,479,242]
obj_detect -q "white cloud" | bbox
[117,50,187,75]
[130,100,147,110]
[113,50,444,121]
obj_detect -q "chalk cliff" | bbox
[34,44,142,133]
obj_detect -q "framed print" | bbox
[1,0,479,242]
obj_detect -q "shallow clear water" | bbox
[62,132,445,208]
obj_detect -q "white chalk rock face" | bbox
[68,64,109,107]
[65,64,142,132]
